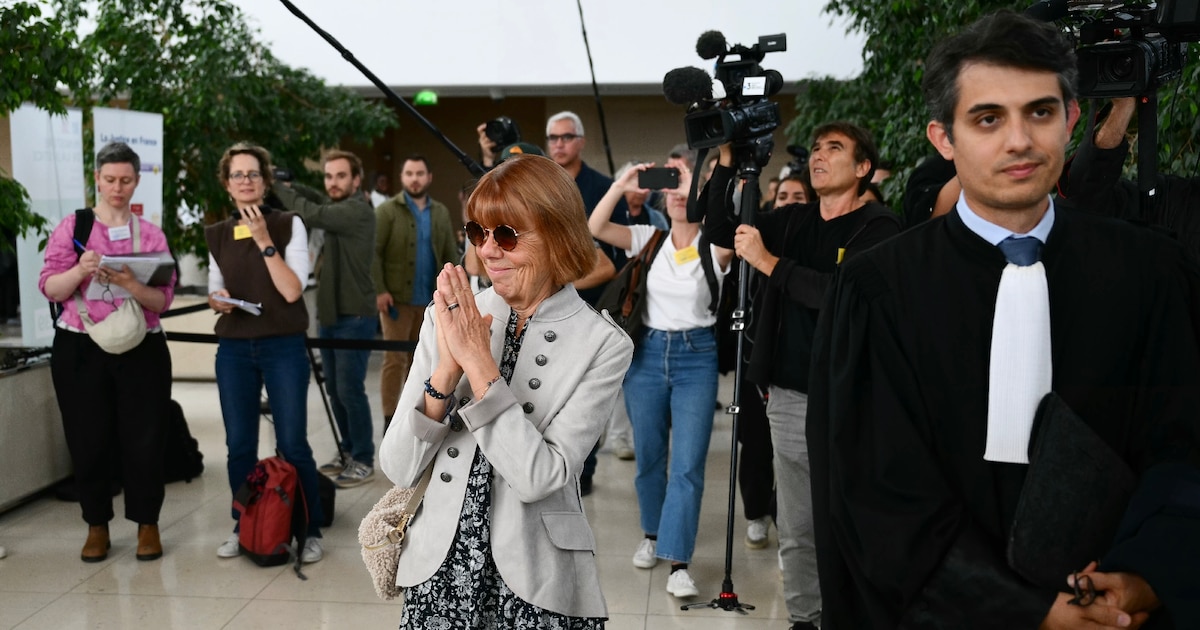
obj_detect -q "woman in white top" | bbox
[589,162,733,599]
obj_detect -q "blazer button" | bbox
[522,402,535,414]
[447,447,459,458]
[449,418,464,431]
[459,396,471,407]
[440,472,452,483]
[535,354,548,366]
[528,378,541,390]
[544,330,557,342]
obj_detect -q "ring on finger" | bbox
[447,302,460,311]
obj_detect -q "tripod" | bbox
[683,140,770,614]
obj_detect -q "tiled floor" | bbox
[0,309,791,629]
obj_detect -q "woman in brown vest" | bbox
[205,143,325,563]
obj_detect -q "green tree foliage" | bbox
[791,0,1200,204]
[52,0,397,260]
[0,2,91,249]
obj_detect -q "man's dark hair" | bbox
[96,142,141,174]
[923,10,1078,141]
[811,121,878,195]
[402,154,431,173]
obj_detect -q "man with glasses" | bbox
[273,149,378,489]
[371,154,459,433]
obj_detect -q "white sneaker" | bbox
[318,453,349,477]
[217,533,241,558]
[666,569,700,598]
[632,538,657,569]
[610,435,635,460]
[333,460,375,488]
[0,545,7,559]
[300,537,323,564]
[745,517,770,549]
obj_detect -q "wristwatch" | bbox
[261,246,277,257]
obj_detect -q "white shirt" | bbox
[625,224,730,331]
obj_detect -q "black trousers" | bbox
[51,328,171,525]
[737,379,775,521]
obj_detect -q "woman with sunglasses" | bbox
[588,161,734,598]
[39,142,176,563]
[204,142,325,563]
[379,155,633,628]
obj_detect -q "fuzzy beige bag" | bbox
[358,461,435,600]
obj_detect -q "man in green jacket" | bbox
[273,149,378,488]
[372,155,459,430]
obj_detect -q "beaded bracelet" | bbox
[424,377,450,400]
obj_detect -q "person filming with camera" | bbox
[700,122,900,630]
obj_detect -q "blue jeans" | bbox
[216,334,323,536]
[319,315,376,467]
[624,327,718,563]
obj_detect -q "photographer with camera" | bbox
[701,122,899,630]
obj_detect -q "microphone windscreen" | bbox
[1024,0,1069,21]
[663,67,714,105]
[696,30,727,60]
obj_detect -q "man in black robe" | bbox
[808,11,1200,629]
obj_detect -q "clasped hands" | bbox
[429,264,497,401]
[1040,562,1160,630]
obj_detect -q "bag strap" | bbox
[620,229,668,317]
[403,459,437,519]
[698,232,719,315]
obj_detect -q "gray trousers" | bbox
[767,385,821,623]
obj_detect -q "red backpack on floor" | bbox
[233,455,309,578]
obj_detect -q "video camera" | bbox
[663,31,786,164]
[1041,0,1200,97]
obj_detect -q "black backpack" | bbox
[163,400,204,483]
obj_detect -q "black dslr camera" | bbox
[483,116,521,149]
[1065,0,1199,97]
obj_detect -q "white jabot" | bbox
[984,260,1052,464]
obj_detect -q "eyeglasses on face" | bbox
[229,171,263,183]
[465,221,529,252]
[546,133,581,144]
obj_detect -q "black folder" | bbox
[1007,392,1136,590]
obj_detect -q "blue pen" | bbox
[73,238,87,251]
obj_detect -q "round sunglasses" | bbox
[465,221,531,252]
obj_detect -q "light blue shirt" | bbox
[955,193,1055,246]
[405,191,436,306]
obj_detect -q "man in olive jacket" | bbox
[372,155,459,430]
[273,149,378,488]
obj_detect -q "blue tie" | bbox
[998,236,1042,266]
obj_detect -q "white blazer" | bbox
[378,284,634,619]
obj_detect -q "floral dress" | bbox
[400,311,606,630]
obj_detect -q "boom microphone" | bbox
[696,30,728,60]
[663,67,714,105]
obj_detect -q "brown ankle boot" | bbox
[81,524,110,562]
[136,523,162,561]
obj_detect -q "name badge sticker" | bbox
[108,224,131,241]
[674,245,700,265]
[234,224,252,240]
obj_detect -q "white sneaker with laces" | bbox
[666,569,700,598]
[217,533,241,558]
[333,460,375,488]
[301,537,323,564]
[632,538,657,569]
[745,516,770,549]
[318,453,349,477]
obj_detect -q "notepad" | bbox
[213,295,262,316]
[84,252,175,300]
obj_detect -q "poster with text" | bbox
[93,108,164,226]
[9,105,85,347]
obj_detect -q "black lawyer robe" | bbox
[808,206,1200,628]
